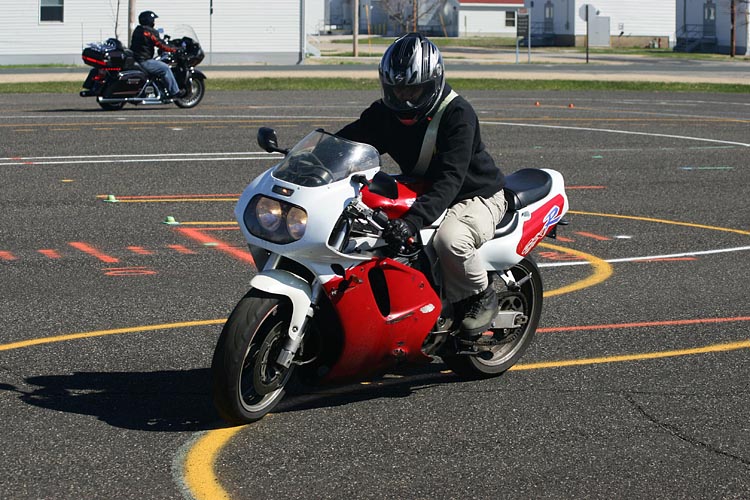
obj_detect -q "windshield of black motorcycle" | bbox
[169,25,199,44]
[272,130,380,187]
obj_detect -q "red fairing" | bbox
[322,258,441,381]
[517,194,566,256]
[361,178,428,219]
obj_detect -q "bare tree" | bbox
[378,0,447,35]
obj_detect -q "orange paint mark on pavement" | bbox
[97,193,241,200]
[127,246,153,255]
[538,316,750,334]
[168,245,197,255]
[38,249,61,259]
[0,251,17,261]
[575,231,611,241]
[68,242,119,263]
[176,227,256,267]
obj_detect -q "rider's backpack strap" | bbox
[412,89,459,177]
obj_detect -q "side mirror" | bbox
[368,171,399,199]
[257,127,288,155]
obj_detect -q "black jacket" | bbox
[336,84,504,230]
[130,25,175,62]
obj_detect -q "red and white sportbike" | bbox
[211,129,569,424]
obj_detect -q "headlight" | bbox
[286,206,308,240]
[245,195,308,244]
[255,197,283,231]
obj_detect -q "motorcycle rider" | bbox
[336,33,507,340]
[130,10,183,99]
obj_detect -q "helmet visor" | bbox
[382,81,438,114]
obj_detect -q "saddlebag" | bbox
[82,39,134,70]
[102,69,148,98]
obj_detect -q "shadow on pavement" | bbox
[4,363,466,430]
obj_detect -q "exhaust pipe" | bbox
[97,97,168,105]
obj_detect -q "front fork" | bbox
[275,279,322,369]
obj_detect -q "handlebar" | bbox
[343,199,419,257]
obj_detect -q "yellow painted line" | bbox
[185,337,750,500]
[510,339,750,371]
[0,319,225,352]
[569,210,750,236]
[538,242,613,297]
[184,426,247,500]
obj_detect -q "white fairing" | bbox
[250,270,312,340]
[238,130,568,332]
[479,169,568,269]
[236,165,381,277]
[419,169,568,271]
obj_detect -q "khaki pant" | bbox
[433,190,507,303]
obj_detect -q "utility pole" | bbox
[413,0,418,32]
[730,0,736,57]
[353,0,359,57]
[128,0,136,46]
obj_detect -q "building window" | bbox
[505,11,516,28]
[40,0,64,22]
[703,1,715,22]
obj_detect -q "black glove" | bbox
[383,219,415,252]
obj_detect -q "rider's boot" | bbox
[459,285,498,340]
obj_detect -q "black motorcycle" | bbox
[80,25,206,111]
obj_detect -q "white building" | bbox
[525,0,676,47]
[676,0,749,54]
[0,0,311,65]
[325,0,459,37]
[459,0,525,36]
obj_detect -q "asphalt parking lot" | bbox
[1,89,749,499]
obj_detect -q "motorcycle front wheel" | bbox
[444,257,543,379]
[174,77,205,108]
[211,289,295,425]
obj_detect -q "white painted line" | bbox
[481,121,750,148]
[0,156,279,166]
[0,151,279,161]
[539,245,750,268]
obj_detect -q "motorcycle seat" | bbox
[502,168,552,211]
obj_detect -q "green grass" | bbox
[1,77,747,94]
[0,63,79,69]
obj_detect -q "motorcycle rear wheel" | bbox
[97,100,125,111]
[444,257,543,379]
[174,78,205,108]
[211,289,295,425]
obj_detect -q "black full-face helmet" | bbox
[138,10,158,27]
[379,33,445,126]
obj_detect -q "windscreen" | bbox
[273,130,380,187]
